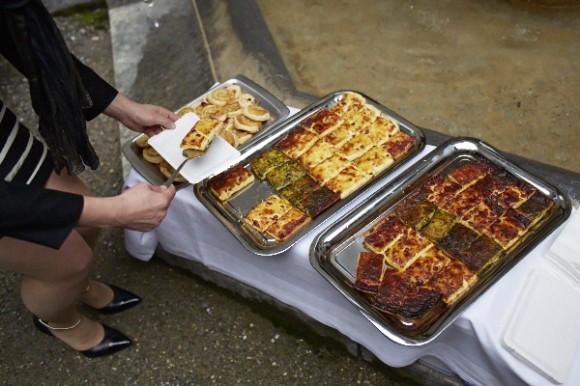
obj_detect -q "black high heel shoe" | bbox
[33,316,132,358]
[88,284,142,315]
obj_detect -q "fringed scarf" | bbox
[2,0,99,175]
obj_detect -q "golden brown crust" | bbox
[209,165,255,201]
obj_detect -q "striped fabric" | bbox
[0,100,51,186]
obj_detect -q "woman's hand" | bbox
[104,93,179,137]
[80,183,176,231]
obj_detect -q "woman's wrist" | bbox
[79,196,124,228]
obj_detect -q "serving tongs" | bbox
[162,147,209,187]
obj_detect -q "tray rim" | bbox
[121,74,291,187]
[194,89,426,256]
[309,136,572,346]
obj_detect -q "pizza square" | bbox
[265,160,308,190]
[343,103,381,132]
[426,259,477,304]
[243,195,292,233]
[324,165,372,199]
[265,207,311,241]
[352,146,394,176]
[274,127,319,159]
[293,186,340,218]
[249,149,291,180]
[209,165,255,201]
[380,130,416,160]
[301,109,344,137]
[298,139,336,169]
[363,215,407,254]
[484,207,532,249]
[309,154,350,184]
[354,251,385,294]
[337,132,375,161]
[321,123,354,148]
[446,159,497,188]
[383,227,433,271]
[360,116,399,145]
[279,175,321,205]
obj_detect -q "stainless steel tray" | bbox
[310,137,571,346]
[122,75,290,187]
[194,90,426,256]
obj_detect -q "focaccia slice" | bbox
[352,146,394,176]
[265,207,311,241]
[244,195,292,233]
[209,165,255,201]
[337,132,375,161]
[274,127,319,159]
[324,165,372,199]
[380,130,416,161]
[426,259,477,304]
[249,149,291,180]
[309,154,350,184]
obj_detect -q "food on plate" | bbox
[321,123,354,148]
[180,119,223,156]
[265,207,312,241]
[298,140,335,169]
[279,176,322,205]
[175,83,274,149]
[142,147,163,164]
[209,164,255,201]
[244,195,292,233]
[361,116,399,145]
[380,130,417,160]
[301,109,344,137]
[337,132,375,161]
[352,158,555,322]
[135,134,150,148]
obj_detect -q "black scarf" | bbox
[2,0,99,175]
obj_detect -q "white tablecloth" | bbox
[123,146,580,386]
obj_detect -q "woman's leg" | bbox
[43,170,114,309]
[0,233,104,351]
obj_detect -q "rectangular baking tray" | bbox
[194,90,426,256]
[310,137,572,346]
[122,75,290,187]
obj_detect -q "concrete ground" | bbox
[0,0,578,385]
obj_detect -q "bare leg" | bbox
[43,170,114,309]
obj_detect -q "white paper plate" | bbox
[502,269,580,384]
[148,112,242,184]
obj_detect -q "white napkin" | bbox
[148,112,242,184]
[545,208,580,283]
[502,268,580,384]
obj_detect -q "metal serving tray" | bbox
[194,90,426,256]
[122,75,290,187]
[310,137,571,346]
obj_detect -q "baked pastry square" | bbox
[337,132,375,161]
[484,207,532,249]
[383,227,433,271]
[360,116,399,145]
[301,109,344,137]
[426,259,477,304]
[363,215,408,254]
[324,165,372,199]
[380,130,416,161]
[209,165,255,201]
[265,160,308,190]
[279,175,321,205]
[420,208,456,242]
[309,154,350,184]
[243,195,292,233]
[298,140,335,169]
[393,190,438,231]
[294,186,340,218]
[352,146,394,176]
[321,123,354,148]
[249,149,291,180]
[354,251,385,294]
[274,127,319,159]
[265,207,311,241]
